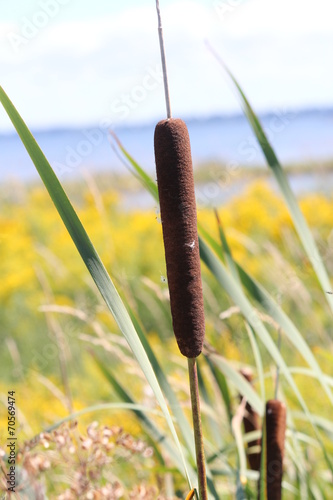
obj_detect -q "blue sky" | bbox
[1,0,333,131]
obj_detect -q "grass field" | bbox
[1,167,333,497]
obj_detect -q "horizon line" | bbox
[1,104,333,136]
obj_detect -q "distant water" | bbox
[1,108,333,183]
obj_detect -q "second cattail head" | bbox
[264,399,286,500]
[154,118,205,358]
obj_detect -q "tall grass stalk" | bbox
[188,358,208,500]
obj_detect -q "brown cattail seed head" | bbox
[265,399,286,500]
[240,369,261,471]
[154,118,205,358]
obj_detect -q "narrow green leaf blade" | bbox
[205,356,233,427]
[199,235,333,473]
[109,130,159,201]
[209,51,333,313]
[127,304,196,460]
[206,352,263,415]
[0,86,191,486]
[214,215,265,403]
[236,262,333,405]
[45,402,165,433]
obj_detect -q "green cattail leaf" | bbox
[199,235,333,475]
[92,352,172,468]
[291,411,333,436]
[215,210,239,281]
[205,356,233,427]
[285,401,308,498]
[45,403,166,432]
[215,214,265,403]
[235,263,333,405]
[197,222,224,262]
[0,85,192,487]
[207,353,263,415]
[235,471,247,500]
[126,304,196,461]
[289,367,333,388]
[197,359,223,449]
[204,214,333,405]
[110,130,159,201]
[92,354,221,499]
[216,55,333,314]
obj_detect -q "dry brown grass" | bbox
[0,422,176,499]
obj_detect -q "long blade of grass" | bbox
[244,322,265,403]
[199,235,333,473]
[0,86,191,487]
[206,353,262,415]
[289,367,333,387]
[92,351,174,468]
[215,211,265,403]
[109,130,159,201]
[127,304,196,460]
[199,236,301,414]
[197,360,223,449]
[205,219,332,407]
[197,221,224,262]
[204,356,233,427]
[235,262,333,404]
[291,411,333,436]
[233,399,248,491]
[92,353,221,498]
[205,216,333,404]
[128,305,221,499]
[206,42,333,314]
[214,209,239,280]
[45,402,166,432]
[235,470,247,500]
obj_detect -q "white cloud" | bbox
[0,0,333,131]
[219,0,333,38]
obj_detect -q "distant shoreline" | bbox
[1,105,333,137]
[1,107,333,184]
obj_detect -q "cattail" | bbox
[154,118,205,358]
[240,368,261,471]
[265,399,286,500]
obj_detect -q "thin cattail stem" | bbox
[155,0,172,118]
[188,357,208,500]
